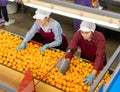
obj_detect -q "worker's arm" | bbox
[23,21,40,42]
[56,31,81,74]
[83,32,106,85]
[65,31,81,59]
[47,20,63,48]
[17,21,40,50]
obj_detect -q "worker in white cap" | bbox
[56,21,106,85]
[17,9,68,51]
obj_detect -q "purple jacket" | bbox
[73,0,92,31]
[0,0,8,6]
[74,0,92,7]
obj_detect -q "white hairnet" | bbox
[79,21,96,32]
[33,9,51,20]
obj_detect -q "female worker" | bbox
[17,9,68,51]
[56,21,106,85]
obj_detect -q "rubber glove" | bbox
[17,41,26,50]
[39,44,49,52]
[83,73,95,85]
[55,58,70,75]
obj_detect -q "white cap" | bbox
[79,21,96,32]
[33,9,51,20]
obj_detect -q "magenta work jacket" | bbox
[65,30,106,71]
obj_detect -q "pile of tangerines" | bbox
[0,30,111,92]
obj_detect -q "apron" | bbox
[32,28,68,51]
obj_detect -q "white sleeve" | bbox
[48,21,63,48]
[23,21,40,42]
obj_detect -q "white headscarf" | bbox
[79,21,96,32]
[33,9,51,20]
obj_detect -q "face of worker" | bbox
[80,31,93,41]
[36,17,48,25]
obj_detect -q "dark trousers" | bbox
[0,6,9,22]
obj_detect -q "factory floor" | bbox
[3,5,120,68]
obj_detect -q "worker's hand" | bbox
[39,44,49,52]
[17,41,26,50]
[55,58,70,75]
[83,73,95,85]
[93,1,103,10]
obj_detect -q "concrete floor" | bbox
[4,5,120,68]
